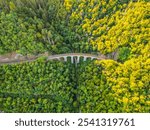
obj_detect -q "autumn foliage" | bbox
[0,0,149,112]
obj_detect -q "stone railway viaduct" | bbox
[0,53,107,64]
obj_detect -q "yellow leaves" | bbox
[118,78,129,85]
[140,95,145,100]
[96,54,149,111]
[66,0,149,112]
[141,44,150,58]
[92,30,98,35]
[146,101,150,105]
[122,97,129,104]
[99,60,118,70]
[81,18,93,32]
[104,41,112,52]
[88,8,92,13]
[68,0,149,56]
[141,75,149,83]
[132,97,139,102]
[102,8,107,13]
[9,2,16,11]
[138,81,144,88]
[91,5,99,13]
[64,0,73,11]
[93,21,100,27]
[97,42,103,50]
[79,3,85,8]
[94,60,99,65]
[101,1,106,6]
[84,18,91,23]
[133,105,141,111]
[71,12,76,18]
[94,1,149,54]
[82,23,89,30]
[70,12,80,20]
[116,89,123,94]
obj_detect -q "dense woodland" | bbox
[0,0,150,112]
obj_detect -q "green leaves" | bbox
[0,0,69,55]
[0,60,74,112]
[0,12,46,55]
[0,58,149,113]
[117,47,131,62]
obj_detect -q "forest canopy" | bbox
[0,0,149,112]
